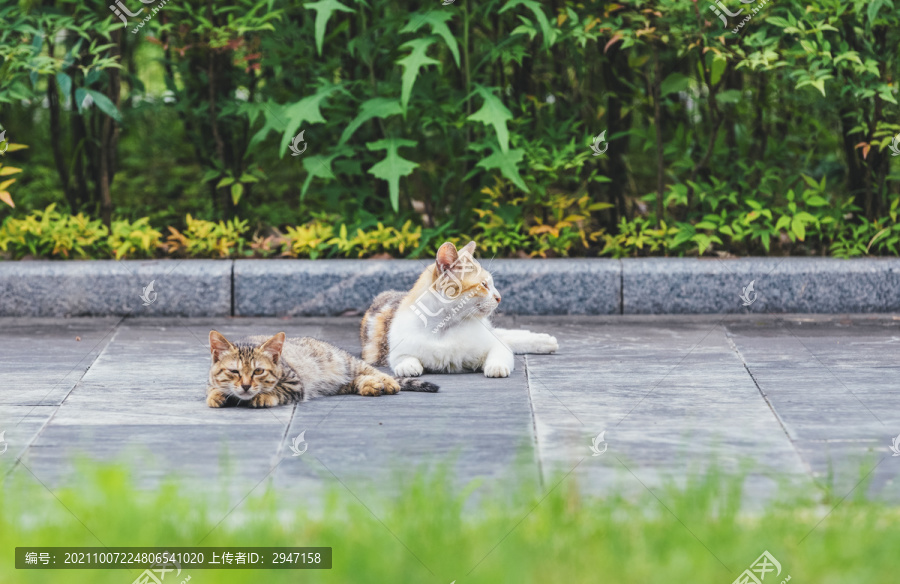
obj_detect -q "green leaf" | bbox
[248,101,289,151]
[796,77,828,97]
[791,217,806,241]
[231,182,244,206]
[660,73,691,97]
[366,138,420,212]
[467,85,513,154]
[878,89,898,105]
[338,98,402,145]
[499,0,556,50]
[800,174,819,189]
[84,89,122,122]
[56,72,72,98]
[476,147,530,193]
[867,0,884,23]
[216,177,235,189]
[301,153,339,200]
[201,169,221,183]
[279,85,341,157]
[396,38,440,113]
[805,196,829,207]
[401,11,460,67]
[715,89,742,104]
[239,173,259,183]
[74,88,87,114]
[305,0,355,57]
[710,54,727,86]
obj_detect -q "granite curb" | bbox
[1,258,898,317]
[0,260,231,317]
[232,259,621,316]
[622,257,900,314]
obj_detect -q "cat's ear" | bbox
[259,332,286,363]
[209,330,233,362]
[435,241,459,273]
[459,240,476,258]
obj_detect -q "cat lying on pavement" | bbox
[360,241,558,378]
[206,331,438,408]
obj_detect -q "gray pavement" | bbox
[1,314,898,508]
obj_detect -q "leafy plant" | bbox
[108,218,163,259]
[0,204,107,258]
[165,214,248,258]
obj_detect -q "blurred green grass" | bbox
[1,461,897,583]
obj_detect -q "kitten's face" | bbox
[208,331,284,400]
[433,241,502,318]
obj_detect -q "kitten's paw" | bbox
[381,376,401,395]
[483,362,511,378]
[393,357,423,378]
[206,390,229,408]
[357,375,385,397]
[249,392,280,408]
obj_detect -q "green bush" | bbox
[1,0,899,257]
[0,205,108,259]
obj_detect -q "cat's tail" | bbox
[396,378,440,393]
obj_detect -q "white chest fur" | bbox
[387,311,507,373]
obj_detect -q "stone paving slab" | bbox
[1,314,898,508]
[724,319,900,496]
[515,317,809,507]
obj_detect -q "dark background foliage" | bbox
[0,0,898,259]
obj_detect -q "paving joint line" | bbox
[4,318,127,483]
[723,327,815,480]
[522,355,546,491]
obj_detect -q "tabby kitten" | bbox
[206,330,438,408]
[360,241,558,378]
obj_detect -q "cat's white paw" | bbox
[535,334,559,353]
[483,362,511,378]
[393,357,424,377]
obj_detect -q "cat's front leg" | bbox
[392,355,424,377]
[483,343,514,378]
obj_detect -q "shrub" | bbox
[0,204,108,259]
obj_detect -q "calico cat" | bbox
[360,241,558,378]
[206,330,438,408]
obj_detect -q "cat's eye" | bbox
[253,368,264,375]
[228,369,239,375]
[481,281,489,288]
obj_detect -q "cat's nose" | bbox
[241,384,251,391]
[494,295,501,304]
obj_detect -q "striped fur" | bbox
[360,290,404,365]
[207,330,438,408]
